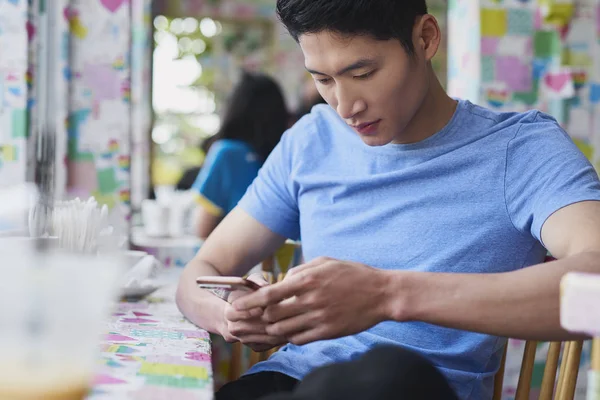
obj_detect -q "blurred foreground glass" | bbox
[0,238,124,399]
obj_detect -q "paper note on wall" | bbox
[496,56,533,92]
[541,68,575,99]
[97,168,118,194]
[11,109,27,139]
[538,0,574,27]
[497,36,533,58]
[481,8,508,37]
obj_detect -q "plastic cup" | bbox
[0,239,123,399]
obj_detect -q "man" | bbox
[176,0,600,399]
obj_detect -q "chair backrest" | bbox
[493,340,584,400]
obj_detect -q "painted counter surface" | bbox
[88,285,214,400]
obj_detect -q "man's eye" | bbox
[317,78,332,85]
[354,71,374,80]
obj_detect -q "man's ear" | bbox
[413,15,441,62]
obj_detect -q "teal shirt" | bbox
[192,139,261,216]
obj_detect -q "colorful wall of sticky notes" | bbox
[449,3,600,396]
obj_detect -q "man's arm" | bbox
[234,201,600,345]
[176,207,286,336]
[392,200,600,341]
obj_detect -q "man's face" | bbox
[299,31,429,146]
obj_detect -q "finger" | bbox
[262,296,306,323]
[228,320,268,337]
[233,276,310,311]
[286,256,332,278]
[266,311,321,338]
[225,306,263,322]
[228,287,267,307]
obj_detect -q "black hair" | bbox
[276,0,428,54]
[215,71,289,161]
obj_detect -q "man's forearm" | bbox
[387,251,600,341]
[176,259,227,335]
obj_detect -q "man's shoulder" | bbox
[463,101,560,136]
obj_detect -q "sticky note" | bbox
[496,57,533,92]
[497,36,533,57]
[539,0,574,27]
[541,68,575,99]
[484,85,510,108]
[534,30,561,58]
[11,109,27,138]
[507,8,534,35]
[481,37,500,56]
[481,9,508,37]
[97,168,118,194]
[1,145,17,162]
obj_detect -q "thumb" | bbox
[285,256,329,279]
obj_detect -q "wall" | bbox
[0,0,28,187]
[66,0,132,222]
[0,0,152,229]
[449,0,600,163]
[448,1,600,398]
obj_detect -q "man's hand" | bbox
[232,258,394,346]
[221,273,287,352]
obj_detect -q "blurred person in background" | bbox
[175,136,218,192]
[192,71,289,238]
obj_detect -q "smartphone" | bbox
[196,276,261,302]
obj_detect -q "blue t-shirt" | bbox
[192,139,261,216]
[238,100,600,399]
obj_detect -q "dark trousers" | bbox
[216,345,459,400]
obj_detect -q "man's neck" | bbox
[393,73,458,145]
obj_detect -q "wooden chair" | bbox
[493,340,584,400]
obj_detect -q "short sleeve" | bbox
[505,112,600,243]
[238,128,302,240]
[192,142,235,217]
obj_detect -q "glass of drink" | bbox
[0,238,123,399]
